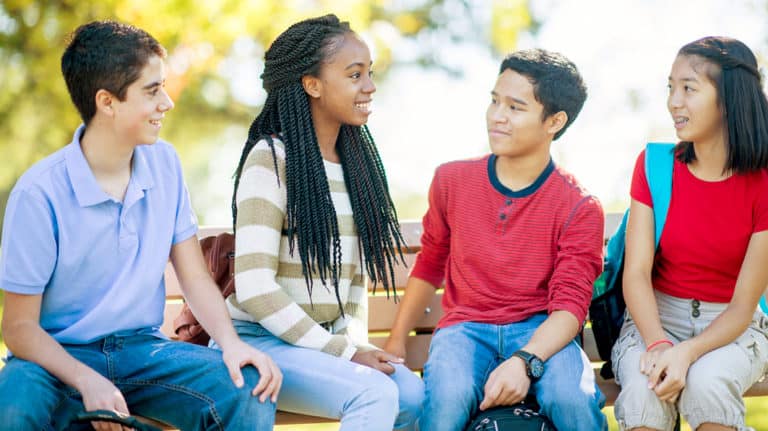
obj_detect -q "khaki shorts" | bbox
[611,290,768,431]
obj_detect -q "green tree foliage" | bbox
[0,0,531,234]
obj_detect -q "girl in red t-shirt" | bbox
[613,37,768,431]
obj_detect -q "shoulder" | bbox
[549,164,592,199]
[549,164,603,218]
[434,155,489,182]
[244,136,287,169]
[10,146,68,199]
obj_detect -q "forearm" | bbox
[683,304,754,361]
[182,278,241,350]
[623,269,666,346]
[3,320,99,392]
[388,276,437,343]
[520,310,580,361]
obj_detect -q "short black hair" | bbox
[499,49,587,140]
[676,36,768,173]
[61,20,166,125]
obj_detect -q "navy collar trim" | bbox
[487,154,554,197]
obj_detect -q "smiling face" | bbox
[667,54,724,146]
[109,54,174,146]
[304,33,375,128]
[486,69,558,159]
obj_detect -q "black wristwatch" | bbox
[512,350,544,381]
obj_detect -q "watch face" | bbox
[529,357,544,379]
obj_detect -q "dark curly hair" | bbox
[232,14,404,309]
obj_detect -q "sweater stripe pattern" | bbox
[227,138,367,359]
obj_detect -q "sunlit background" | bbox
[1,1,768,429]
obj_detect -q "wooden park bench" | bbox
[147,213,768,428]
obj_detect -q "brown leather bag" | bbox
[172,232,236,345]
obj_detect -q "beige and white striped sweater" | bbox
[227,138,369,359]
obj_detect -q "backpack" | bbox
[588,143,674,379]
[172,232,236,345]
[465,401,556,431]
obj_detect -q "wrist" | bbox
[646,338,673,352]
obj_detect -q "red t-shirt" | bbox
[631,150,768,302]
[411,154,604,328]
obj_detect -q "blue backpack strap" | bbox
[645,143,675,247]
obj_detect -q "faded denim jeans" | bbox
[0,334,276,430]
[420,314,607,431]
[219,319,424,431]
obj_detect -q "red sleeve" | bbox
[630,150,653,207]
[753,171,768,233]
[547,196,605,324]
[410,166,451,288]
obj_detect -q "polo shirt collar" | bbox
[64,124,155,208]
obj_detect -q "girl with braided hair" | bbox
[218,14,423,430]
[613,36,768,431]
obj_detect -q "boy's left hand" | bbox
[221,341,283,403]
[479,356,530,410]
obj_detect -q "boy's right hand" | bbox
[76,370,130,431]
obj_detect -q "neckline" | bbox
[487,154,554,197]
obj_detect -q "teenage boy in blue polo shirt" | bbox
[0,21,281,430]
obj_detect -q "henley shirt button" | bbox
[692,299,700,309]
[692,309,700,318]
[505,199,512,205]
[499,213,506,220]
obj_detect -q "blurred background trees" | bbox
[0,0,532,236]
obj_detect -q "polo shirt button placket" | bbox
[691,299,701,318]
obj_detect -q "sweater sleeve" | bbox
[233,140,357,359]
[410,166,451,287]
[547,195,605,324]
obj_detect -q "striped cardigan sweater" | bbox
[227,138,369,360]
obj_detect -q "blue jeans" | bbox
[420,315,607,431]
[222,320,424,431]
[0,334,276,430]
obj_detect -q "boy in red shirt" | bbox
[384,49,607,431]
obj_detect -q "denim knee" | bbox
[0,358,69,430]
[216,366,277,430]
[359,374,399,415]
[393,371,424,429]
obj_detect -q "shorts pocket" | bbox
[611,322,641,386]
[733,323,768,384]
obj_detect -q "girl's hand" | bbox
[351,350,404,375]
[647,342,696,402]
[639,342,673,375]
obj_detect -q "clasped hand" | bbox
[640,342,694,402]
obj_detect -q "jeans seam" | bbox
[116,378,224,430]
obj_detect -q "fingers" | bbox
[374,350,404,364]
[249,355,283,403]
[225,359,245,389]
[375,361,396,375]
[261,360,283,403]
[653,371,684,401]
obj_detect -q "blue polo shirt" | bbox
[0,125,198,344]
